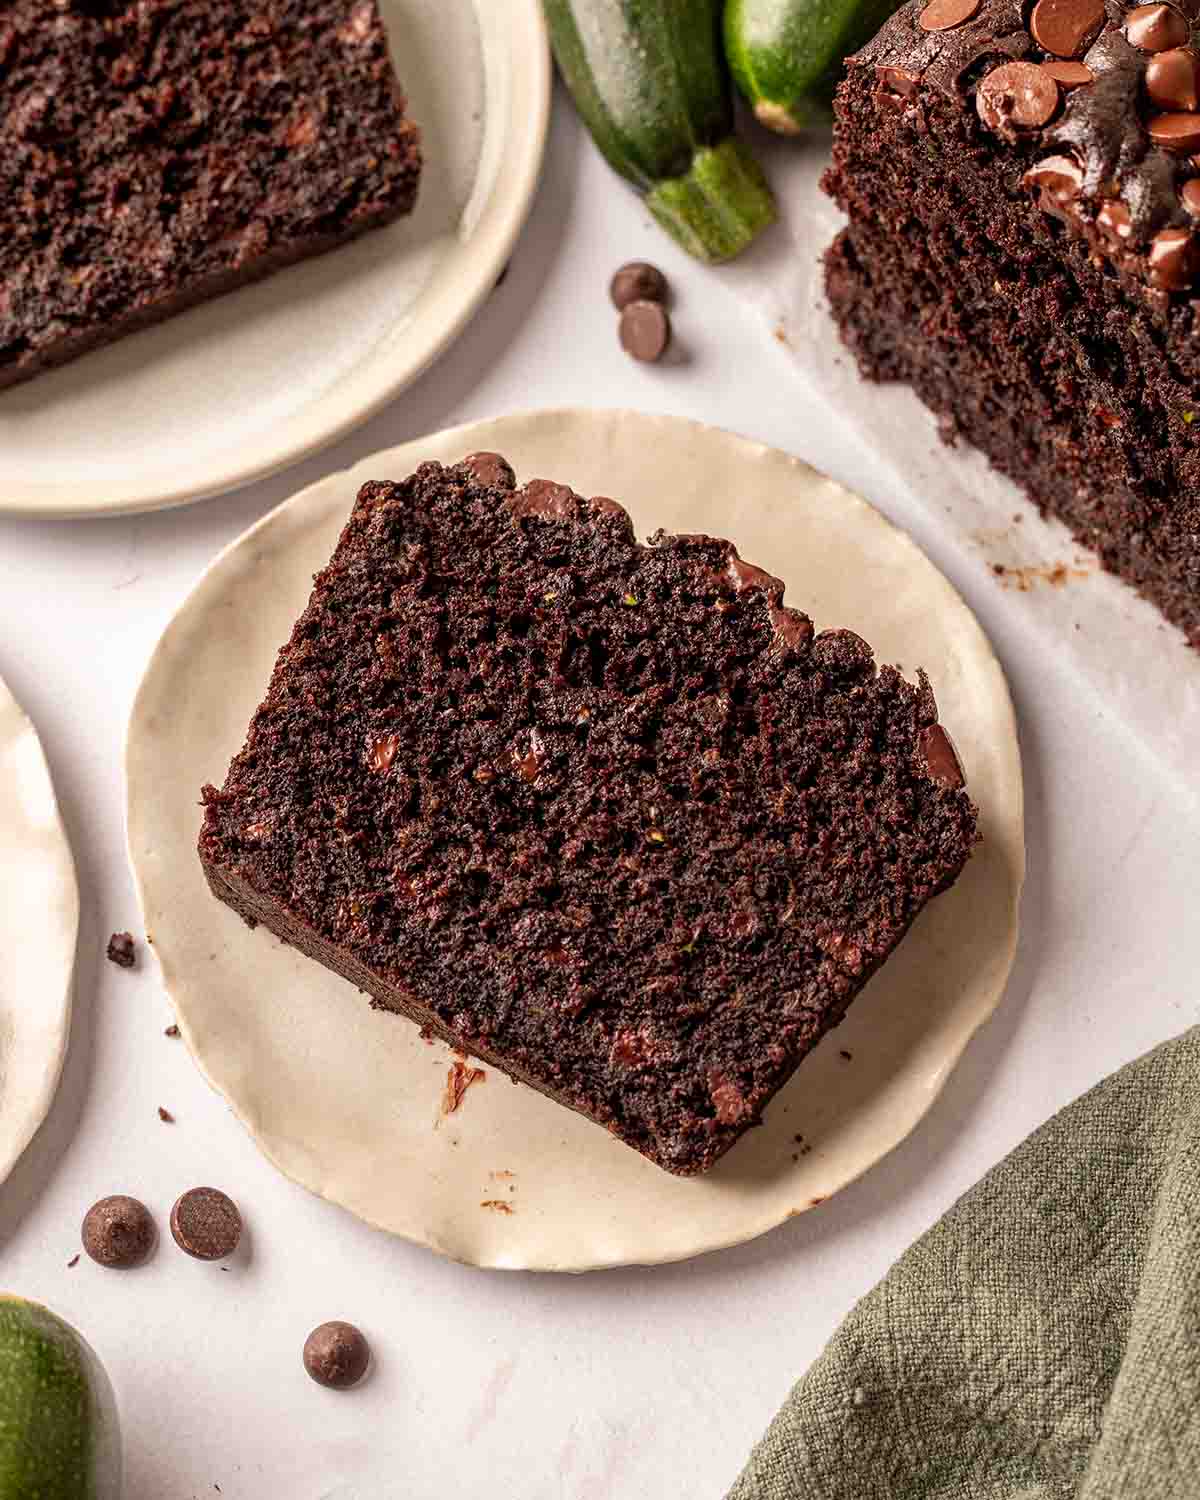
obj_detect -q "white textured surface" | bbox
[0,0,548,515]
[127,410,1022,1271]
[0,98,1197,1500]
[0,678,78,1189]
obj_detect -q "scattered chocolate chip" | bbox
[303,1321,371,1389]
[1149,225,1200,286]
[165,1024,181,1038]
[1023,153,1084,215]
[917,0,980,29]
[977,62,1060,132]
[170,1187,242,1261]
[1126,2,1190,50]
[609,261,668,310]
[1096,198,1134,241]
[67,1254,80,1269]
[1182,177,1200,213]
[840,1049,854,1060]
[158,1106,175,1123]
[876,65,921,97]
[1040,59,1095,86]
[1147,109,1200,150]
[106,932,136,968]
[619,299,671,363]
[461,451,516,490]
[919,724,966,788]
[1146,47,1200,109]
[1030,0,1105,57]
[82,1195,155,1269]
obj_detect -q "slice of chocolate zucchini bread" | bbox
[0,0,421,390]
[823,0,1200,645]
[198,455,978,1176]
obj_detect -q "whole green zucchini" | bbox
[543,0,777,263]
[725,0,906,132]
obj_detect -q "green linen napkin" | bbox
[729,1027,1200,1500]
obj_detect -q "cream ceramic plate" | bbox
[0,1,549,518]
[128,410,1024,1271]
[0,675,79,1187]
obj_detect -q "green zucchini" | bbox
[725,0,906,133]
[543,0,777,263]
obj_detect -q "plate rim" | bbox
[1,0,551,520]
[126,407,1026,1271]
[0,674,80,1187]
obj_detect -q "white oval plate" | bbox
[0,0,549,519]
[0,675,79,1187]
[128,409,1024,1271]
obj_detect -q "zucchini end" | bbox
[754,99,805,136]
[646,140,778,265]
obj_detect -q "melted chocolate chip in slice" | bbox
[1149,226,1200,286]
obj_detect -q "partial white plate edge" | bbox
[126,408,1025,1271]
[0,674,80,1188]
[7,1,551,519]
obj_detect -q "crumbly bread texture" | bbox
[199,455,978,1175]
[0,0,420,389]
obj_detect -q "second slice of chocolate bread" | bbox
[199,455,978,1175]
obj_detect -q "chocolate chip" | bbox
[461,452,516,490]
[917,0,980,29]
[1149,226,1200,286]
[170,1187,242,1261]
[106,931,136,968]
[1146,47,1200,109]
[876,65,921,96]
[82,1195,155,1269]
[508,478,579,521]
[303,1321,371,1389]
[1126,2,1190,50]
[977,62,1060,132]
[1148,109,1200,150]
[158,1106,174,1123]
[1023,153,1085,215]
[919,724,966,788]
[1040,59,1095,86]
[609,261,668,310]
[1182,177,1200,213]
[1097,198,1134,241]
[165,1023,181,1038]
[619,299,671,363]
[1030,0,1105,57]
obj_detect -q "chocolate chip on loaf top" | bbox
[199,455,978,1176]
[862,0,1200,297]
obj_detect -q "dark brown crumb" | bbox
[839,1049,853,1061]
[157,1107,175,1124]
[165,1024,181,1039]
[106,932,137,969]
[67,1254,80,1269]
